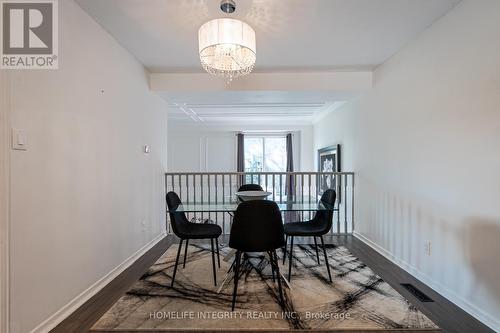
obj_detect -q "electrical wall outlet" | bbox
[141,219,147,232]
[424,241,432,256]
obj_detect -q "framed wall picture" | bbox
[317,144,341,201]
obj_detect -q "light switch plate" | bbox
[11,128,28,151]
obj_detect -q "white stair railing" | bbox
[165,172,354,235]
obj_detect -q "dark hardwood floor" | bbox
[52,235,493,333]
[324,236,493,333]
[51,236,175,333]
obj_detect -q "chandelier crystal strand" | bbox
[198,18,256,81]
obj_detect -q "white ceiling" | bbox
[76,0,460,125]
[162,91,349,124]
[76,0,460,72]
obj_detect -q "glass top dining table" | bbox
[168,197,335,213]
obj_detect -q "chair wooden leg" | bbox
[288,236,294,282]
[272,250,284,306]
[231,251,242,311]
[313,236,320,264]
[216,239,220,268]
[183,239,189,268]
[171,239,183,287]
[282,235,288,264]
[210,238,217,286]
[320,236,332,283]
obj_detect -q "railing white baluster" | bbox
[178,175,182,201]
[272,174,275,201]
[344,174,347,233]
[294,173,297,201]
[165,172,354,235]
[193,174,196,203]
[307,174,311,220]
[279,174,283,203]
[222,174,226,234]
[351,174,355,232]
[186,174,189,203]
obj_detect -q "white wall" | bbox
[168,122,314,172]
[313,1,500,330]
[0,62,11,333]
[7,1,168,332]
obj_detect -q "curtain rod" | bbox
[236,130,295,135]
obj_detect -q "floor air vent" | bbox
[401,283,434,302]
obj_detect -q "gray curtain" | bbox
[285,133,295,197]
[236,133,244,186]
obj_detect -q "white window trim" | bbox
[243,132,300,172]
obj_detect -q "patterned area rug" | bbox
[92,244,439,331]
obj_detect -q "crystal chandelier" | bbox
[198,1,256,81]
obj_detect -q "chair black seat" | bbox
[228,200,285,310]
[176,222,222,239]
[229,200,285,252]
[283,221,326,236]
[166,191,221,287]
[283,189,336,283]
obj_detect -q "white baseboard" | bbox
[353,231,500,333]
[30,232,166,333]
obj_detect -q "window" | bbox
[244,136,287,173]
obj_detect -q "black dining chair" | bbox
[237,184,264,192]
[229,200,285,311]
[166,191,222,287]
[283,189,336,283]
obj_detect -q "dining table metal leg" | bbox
[269,251,275,282]
[282,235,288,264]
[288,236,294,282]
[216,248,292,294]
[272,250,284,306]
